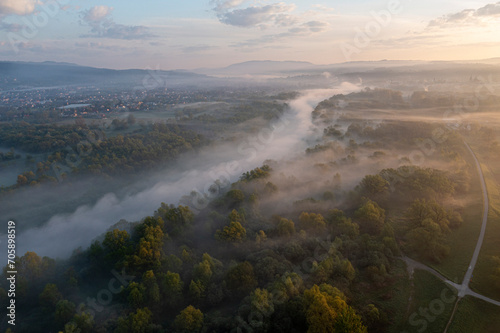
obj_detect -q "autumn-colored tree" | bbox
[174,305,204,333]
[255,230,267,245]
[115,308,153,333]
[228,209,246,225]
[130,222,165,270]
[215,221,246,243]
[303,284,366,333]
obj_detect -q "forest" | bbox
[1,87,490,333]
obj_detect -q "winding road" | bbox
[403,142,500,330]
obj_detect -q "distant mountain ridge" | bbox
[0,61,209,90]
[194,58,500,77]
[1,58,499,90]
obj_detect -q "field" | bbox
[424,143,484,283]
[467,142,500,301]
[396,270,457,333]
[447,296,500,333]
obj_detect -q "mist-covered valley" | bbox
[5,85,362,258]
[1,60,500,333]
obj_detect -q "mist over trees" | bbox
[2,76,496,332]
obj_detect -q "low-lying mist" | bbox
[5,83,362,259]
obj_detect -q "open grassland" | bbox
[353,260,411,333]
[425,145,484,283]
[466,140,500,301]
[468,161,500,300]
[447,296,500,333]
[396,270,457,333]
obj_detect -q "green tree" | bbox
[115,308,152,333]
[215,221,246,243]
[103,229,132,265]
[55,300,76,326]
[127,282,145,308]
[250,288,274,316]
[404,199,455,262]
[174,305,204,333]
[131,222,165,270]
[127,114,136,125]
[226,189,245,206]
[155,204,194,236]
[406,199,451,233]
[255,230,267,245]
[354,200,385,235]
[142,270,160,305]
[405,219,450,263]
[272,272,304,302]
[159,271,183,305]
[39,283,62,311]
[298,212,326,232]
[189,279,206,301]
[130,308,152,333]
[228,209,246,225]
[359,174,389,197]
[72,308,94,333]
[303,284,366,333]
[276,218,296,237]
[226,261,257,295]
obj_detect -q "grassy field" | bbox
[416,143,484,283]
[447,296,500,333]
[354,259,411,333]
[467,151,500,301]
[395,270,457,333]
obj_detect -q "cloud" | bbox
[0,0,37,16]
[371,33,450,49]
[428,2,500,28]
[182,44,213,53]
[476,2,500,16]
[304,20,329,33]
[80,5,155,40]
[210,1,329,48]
[217,2,296,27]
[233,20,329,48]
[311,4,335,13]
[211,0,247,13]
[82,5,113,22]
[212,1,299,28]
[0,21,22,32]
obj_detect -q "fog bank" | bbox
[11,83,360,258]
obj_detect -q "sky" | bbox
[0,0,499,70]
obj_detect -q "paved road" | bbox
[402,257,461,290]
[459,142,490,297]
[402,142,500,308]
